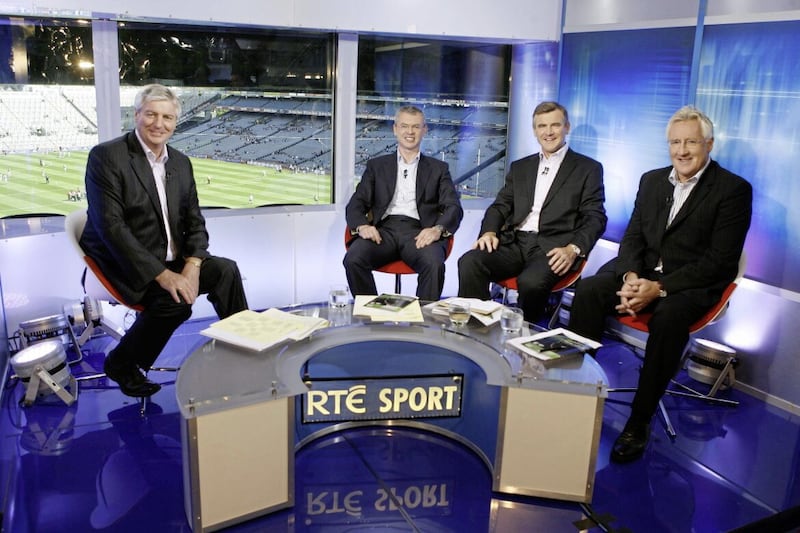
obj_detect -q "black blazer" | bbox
[345,153,463,234]
[615,160,752,307]
[80,132,209,304]
[479,148,607,255]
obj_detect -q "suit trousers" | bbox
[458,231,562,322]
[568,259,708,425]
[108,255,248,372]
[343,215,448,301]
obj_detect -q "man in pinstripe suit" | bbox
[569,106,752,463]
[81,84,247,397]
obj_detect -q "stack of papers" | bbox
[353,294,424,323]
[428,297,504,326]
[200,308,329,351]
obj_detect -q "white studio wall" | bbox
[1,0,562,41]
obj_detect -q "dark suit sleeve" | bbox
[345,159,378,230]
[426,159,462,234]
[562,155,606,255]
[661,173,752,294]
[84,143,169,289]
[169,155,209,261]
[479,159,524,235]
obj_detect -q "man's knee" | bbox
[457,249,482,276]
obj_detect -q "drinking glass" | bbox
[448,302,471,327]
[500,307,524,333]
[329,285,350,308]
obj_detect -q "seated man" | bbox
[458,101,606,321]
[80,84,248,397]
[344,105,463,301]
[568,106,752,463]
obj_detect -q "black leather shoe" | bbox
[610,423,650,463]
[103,359,161,398]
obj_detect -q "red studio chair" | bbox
[497,257,588,327]
[344,226,454,295]
[610,252,747,438]
[65,209,145,343]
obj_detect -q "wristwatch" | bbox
[569,244,582,257]
[658,283,667,298]
[434,224,446,236]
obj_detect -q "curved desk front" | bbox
[176,305,608,532]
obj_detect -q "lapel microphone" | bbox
[542,166,550,176]
[403,169,408,179]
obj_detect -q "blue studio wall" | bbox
[560,19,800,294]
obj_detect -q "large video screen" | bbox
[559,27,695,241]
[696,20,800,292]
[561,22,800,293]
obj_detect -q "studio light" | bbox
[10,339,78,407]
[684,338,738,395]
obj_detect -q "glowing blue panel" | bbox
[697,21,800,292]
[560,28,694,241]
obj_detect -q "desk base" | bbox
[494,387,604,502]
[182,398,293,532]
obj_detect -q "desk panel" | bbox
[177,304,608,531]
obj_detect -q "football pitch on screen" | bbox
[0,151,332,218]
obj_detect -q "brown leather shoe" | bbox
[610,423,650,463]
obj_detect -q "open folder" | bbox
[200,308,329,351]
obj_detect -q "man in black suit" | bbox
[344,105,463,301]
[80,84,248,397]
[569,106,752,463]
[458,101,606,321]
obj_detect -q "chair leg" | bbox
[547,300,562,329]
[657,399,677,439]
[394,273,401,294]
[139,395,148,416]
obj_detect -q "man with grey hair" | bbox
[344,105,463,300]
[569,105,752,463]
[80,84,247,397]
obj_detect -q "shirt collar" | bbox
[668,157,711,186]
[135,129,169,165]
[540,143,568,164]
[397,150,421,166]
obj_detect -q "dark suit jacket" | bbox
[80,131,209,304]
[615,160,752,307]
[479,148,607,255]
[345,153,463,234]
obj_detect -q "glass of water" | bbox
[448,302,471,327]
[329,285,350,308]
[500,307,524,333]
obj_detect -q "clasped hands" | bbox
[155,264,200,304]
[616,274,661,316]
[356,224,443,249]
[471,232,578,276]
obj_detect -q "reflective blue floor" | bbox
[2,318,800,532]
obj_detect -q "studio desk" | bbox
[176,303,608,532]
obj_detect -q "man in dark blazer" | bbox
[569,106,752,463]
[458,101,606,321]
[344,105,463,301]
[80,84,247,397]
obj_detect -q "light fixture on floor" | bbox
[18,313,74,348]
[684,338,738,396]
[63,296,124,345]
[10,339,78,406]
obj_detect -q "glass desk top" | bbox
[175,302,608,419]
